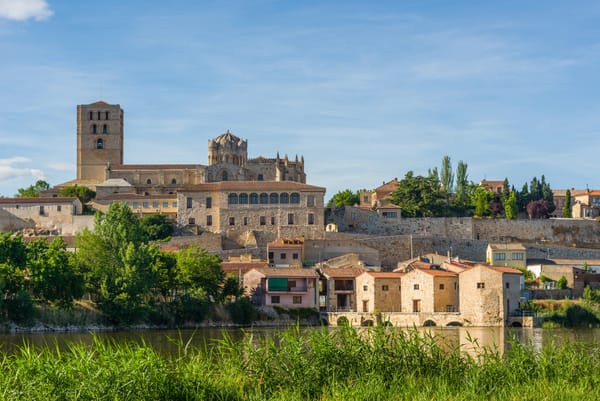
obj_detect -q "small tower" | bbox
[76,101,124,182]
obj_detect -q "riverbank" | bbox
[1,325,599,400]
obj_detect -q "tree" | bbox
[526,199,551,219]
[472,186,492,217]
[390,171,446,217]
[176,246,224,301]
[59,185,96,203]
[0,234,29,321]
[140,214,174,241]
[563,189,572,218]
[440,155,454,193]
[327,189,360,209]
[504,191,518,220]
[557,276,568,290]
[15,180,50,198]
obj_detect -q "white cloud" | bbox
[0,0,53,21]
[0,157,45,182]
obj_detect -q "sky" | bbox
[1,0,600,200]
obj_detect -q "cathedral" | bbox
[67,100,307,194]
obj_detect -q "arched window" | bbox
[146,178,152,185]
[228,193,238,205]
[258,174,264,181]
[89,111,93,120]
[250,193,258,204]
[96,139,104,149]
[222,171,228,181]
[270,193,279,204]
[92,124,97,134]
[171,178,177,184]
[290,193,300,204]
[259,193,268,204]
[239,193,248,205]
[280,193,289,204]
[102,124,108,134]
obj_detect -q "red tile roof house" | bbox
[243,268,319,309]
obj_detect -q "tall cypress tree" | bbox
[563,189,572,218]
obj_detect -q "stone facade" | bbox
[400,268,459,313]
[459,265,522,326]
[320,268,364,312]
[267,238,304,267]
[177,181,325,238]
[486,243,526,269]
[355,272,403,313]
[0,197,83,234]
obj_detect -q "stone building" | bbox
[401,268,459,313]
[0,197,83,231]
[486,243,526,269]
[355,272,404,313]
[459,264,522,326]
[267,237,304,267]
[319,268,365,312]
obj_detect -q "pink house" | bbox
[243,268,319,309]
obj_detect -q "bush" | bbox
[227,297,258,325]
[5,291,35,324]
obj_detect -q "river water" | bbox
[0,326,598,356]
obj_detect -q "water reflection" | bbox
[0,326,599,356]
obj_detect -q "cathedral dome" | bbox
[213,130,242,146]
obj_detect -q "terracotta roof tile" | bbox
[249,268,319,278]
[320,268,365,278]
[416,268,458,277]
[364,272,404,278]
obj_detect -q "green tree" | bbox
[26,237,84,307]
[390,171,446,217]
[504,191,518,220]
[59,185,96,203]
[326,189,360,208]
[0,234,29,321]
[176,246,224,301]
[15,180,50,198]
[440,155,454,193]
[472,186,492,217]
[563,189,572,218]
[557,276,568,290]
[140,214,174,241]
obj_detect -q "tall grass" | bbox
[0,326,599,400]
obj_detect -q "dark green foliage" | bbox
[556,275,568,289]
[227,297,258,324]
[563,189,572,218]
[4,290,35,323]
[58,185,96,203]
[326,189,360,209]
[140,214,174,241]
[391,171,447,217]
[176,245,223,301]
[15,180,50,198]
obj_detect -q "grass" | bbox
[0,326,600,400]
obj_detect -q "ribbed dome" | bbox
[213,130,242,146]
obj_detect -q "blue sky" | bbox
[1,0,600,199]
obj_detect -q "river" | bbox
[0,326,598,356]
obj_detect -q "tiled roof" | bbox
[320,268,365,278]
[488,243,526,251]
[0,197,79,204]
[364,272,404,279]
[181,181,325,192]
[222,261,269,274]
[374,178,400,194]
[249,268,319,278]
[110,164,204,170]
[415,268,458,277]
[485,265,523,275]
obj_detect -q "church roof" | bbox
[110,164,204,170]
[212,130,244,146]
[96,178,132,187]
[91,100,109,105]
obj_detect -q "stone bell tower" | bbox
[76,101,124,182]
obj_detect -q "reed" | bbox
[0,326,599,400]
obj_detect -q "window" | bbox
[512,252,523,260]
[188,217,195,225]
[271,216,276,225]
[229,217,235,226]
[363,285,368,291]
[250,193,258,204]
[307,195,315,207]
[288,213,294,225]
[163,202,169,208]
[89,111,93,120]
[258,174,264,181]
[206,215,212,226]
[143,202,149,208]
[222,171,228,181]
[413,299,421,313]
[92,124,97,134]
[57,205,61,212]
[243,217,248,226]
[292,253,299,260]
[280,193,289,204]
[271,296,280,304]
[102,124,108,134]
[290,193,300,204]
[293,296,302,304]
[96,139,104,149]
[228,193,238,205]
[505,282,510,289]
[97,111,101,120]
[270,193,279,204]
[206,197,212,208]
[280,253,286,259]
[133,201,139,208]
[146,178,152,185]
[439,284,445,290]
[239,193,248,205]
[382,211,398,218]
[413,284,420,290]
[153,201,159,208]
[39,206,45,215]
[308,213,315,225]
[477,282,485,289]
[105,111,109,120]
[186,197,193,209]
[363,195,369,203]
[260,193,268,204]
[171,178,177,184]
[172,202,177,208]
[494,253,506,261]
[382,285,389,291]
[260,216,266,226]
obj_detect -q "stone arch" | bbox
[510,321,522,328]
[326,223,338,232]
[447,321,463,327]
[337,316,350,326]
[361,319,375,327]
[423,319,437,327]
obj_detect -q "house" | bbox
[486,243,526,269]
[319,267,365,312]
[267,237,304,267]
[243,268,319,309]
[355,272,403,313]
[572,191,600,219]
[526,261,600,297]
[459,264,522,325]
[221,254,269,280]
[0,197,84,234]
[479,180,505,195]
[400,267,459,313]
